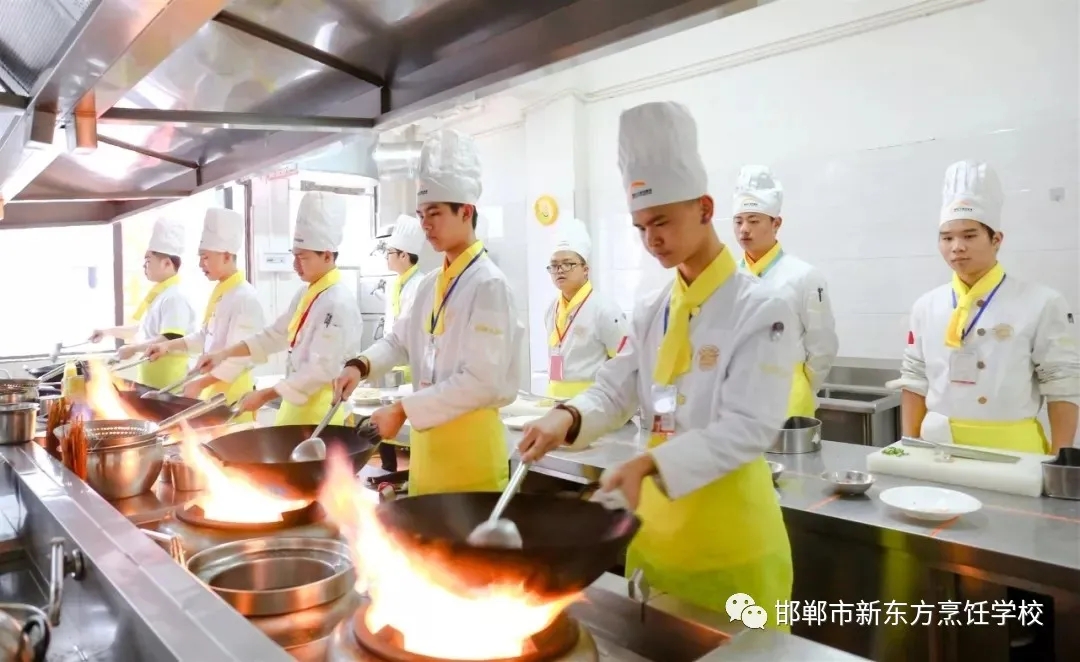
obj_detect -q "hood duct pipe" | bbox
[372,133,422,237]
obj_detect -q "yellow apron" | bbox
[628,442,793,630]
[132,274,189,389]
[630,247,792,629]
[200,373,257,424]
[407,408,508,496]
[274,386,349,427]
[546,380,592,399]
[786,363,816,418]
[949,417,1049,454]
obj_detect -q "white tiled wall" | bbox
[447,0,1080,362]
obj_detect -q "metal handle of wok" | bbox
[144,370,202,398]
[142,529,186,566]
[108,356,152,371]
[158,394,229,437]
[37,364,66,383]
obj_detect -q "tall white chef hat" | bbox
[387,214,425,255]
[939,160,1004,232]
[147,217,186,257]
[618,102,708,213]
[552,218,592,264]
[733,165,783,218]
[199,208,244,254]
[416,129,483,206]
[293,191,347,252]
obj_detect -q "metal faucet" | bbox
[371,279,387,295]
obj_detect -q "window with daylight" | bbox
[0,224,116,358]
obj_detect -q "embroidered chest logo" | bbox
[697,345,720,371]
[992,323,1012,340]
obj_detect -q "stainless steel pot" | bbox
[1043,448,1080,500]
[85,436,164,500]
[164,455,206,491]
[768,416,823,454]
[0,381,38,404]
[186,538,355,617]
[0,604,50,662]
[35,395,63,421]
[0,404,38,445]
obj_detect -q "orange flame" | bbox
[84,359,144,420]
[319,447,579,659]
[177,422,309,523]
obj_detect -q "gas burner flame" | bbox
[176,422,309,524]
[319,448,579,660]
[83,358,144,420]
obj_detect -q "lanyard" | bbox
[553,291,593,347]
[429,250,485,334]
[289,289,330,349]
[951,275,1006,341]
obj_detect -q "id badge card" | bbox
[948,349,980,385]
[549,347,564,382]
[650,384,678,436]
[420,339,437,390]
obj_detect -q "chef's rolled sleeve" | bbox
[244,307,293,365]
[1034,294,1080,405]
[649,298,799,499]
[567,336,639,449]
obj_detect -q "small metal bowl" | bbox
[768,461,784,483]
[821,470,874,495]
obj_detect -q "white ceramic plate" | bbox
[879,486,982,522]
[502,416,541,431]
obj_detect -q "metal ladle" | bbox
[467,461,531,548]
[141,369,203,400]
[289,400,343,462]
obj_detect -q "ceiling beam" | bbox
[212,11,386,89]
[0,200,117,228]
[9,192,189,203]
[98,108,376,133]
[0,92,28,114]
[95,134,199,170]
[0,0,227,206]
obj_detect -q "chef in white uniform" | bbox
[891,160,1079,453]
[196,192,364,426]
[733,165,838,418]
[93,217,196,389]
[518,102,799,625]
[379,213,426,472]
[544,217,628,399]
[144,208,265,422]
[333,129,524,496]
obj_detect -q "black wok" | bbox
[202,424,380,500]
[27,363,82,385]
[114,387,235,427]
[375,493,640,598]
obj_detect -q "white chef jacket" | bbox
[384,270,423,335]
[543,290,629,382]
[363,254,525,431]
[739,253,838,392]
[894,276,1080,421]
[245,281,364,405]
[566,271,800,499]
[183,280,265,383]
[137,284,196,342]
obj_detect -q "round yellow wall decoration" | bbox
[533,195,559,226]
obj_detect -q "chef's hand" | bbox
[89,330,105,343]
[116,344,139,361]
[599,454,658,511]
[182,375,217,399]
[333,364,364,404]
[144,342,171,361]
[370,401,406,440]
[194,351,225,374]
[236,387,277,413]
[518,408,575,463]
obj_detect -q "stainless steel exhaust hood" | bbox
[0,0,753,229]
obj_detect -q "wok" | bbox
[201,424,380,500]
[27,363,83,384]
[375,493,640,597]
[108,376,234,428]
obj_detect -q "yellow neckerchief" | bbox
[203,271,245,326]
[391,265,419,318]
[548,281,593,347]
[287,268,341,346]
[945,262,1005,348]
[429,241,485,336]
[133,274,180,321]
[742,242,783,277]
[654,248,736,385]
